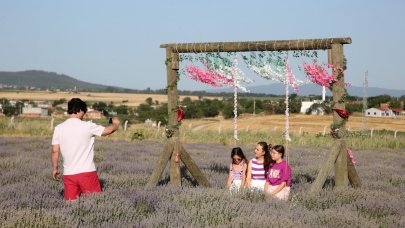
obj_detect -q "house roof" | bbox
[390,108,403,113]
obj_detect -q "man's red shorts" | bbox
[62,171,102,200]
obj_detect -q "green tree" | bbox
[15,101,24,115]
[368,95,391,108]
[52,98,66,107]
[389,99,401,109]
[136,103,153,122]
[289,95,302,113]
[2,105,16,116]
[114,105,130,115]
[92,102,107,111]
[346,102,363,113]
[183,102,203,119]
[306,101,332,115]
[145,97,153,106]
[223,102,241,119]
[200,99,222,117]
[263,100,274,114]
[153,103,168,124]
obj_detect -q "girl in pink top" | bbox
[226,147,247,194]
[265,145,292,201]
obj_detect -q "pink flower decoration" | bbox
[286,63,300,93]
[347,148,356,165]
[302,62,338,90]
[185,63,235,88]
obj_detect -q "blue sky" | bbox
[0,0,404,91]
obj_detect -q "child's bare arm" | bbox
[240,163,247,190]
[269,182,286,196]
[225,164,233,188]
[246,160,253,189]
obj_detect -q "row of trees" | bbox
[91,95,303,125]
[2,93,403,120]
[343,94,405,113]
[0,98,27,116]
[128,96,303,124]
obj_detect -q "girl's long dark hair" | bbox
[231,147,247,164]
[257,142,272,177]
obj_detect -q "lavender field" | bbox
[0,137,404,227]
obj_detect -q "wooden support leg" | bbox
[347,153,361,188]
[169,140,181,187]
[146,142,174,187]
[179,144,211,187]
[335,140,349,188]
[309,140,343,195]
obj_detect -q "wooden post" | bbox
[309,139,343,195]
[166,48,182,186]
[347,152,361,188]
[146,142,174,187]
[167,48,180,137]
[170,138,181,186]
[179,144,211,187]
[330,44,348,188]
[334,138,349,188]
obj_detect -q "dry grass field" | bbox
[0,91,212,107]
[2,91,404,134]
[179,114,405,134]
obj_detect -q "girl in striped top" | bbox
[226,147,247,194]
[246,142,272,192]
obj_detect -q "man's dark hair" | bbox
[68,98,87,114]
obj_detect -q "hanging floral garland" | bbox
[227,57,252,140]
[245,55,305,142]
[245,57,305,92]
[211,56,253,140]
[283,60,297,142]
[182,53,253,141]
[205,54,253,92]
[301,62,350,90]
[185,63,233,88]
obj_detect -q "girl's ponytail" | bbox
[257,142,272,178]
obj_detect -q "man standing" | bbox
[51,98,120,201]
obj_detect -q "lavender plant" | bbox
[0,137,404,227]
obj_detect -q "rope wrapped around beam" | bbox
[160,38,352,53]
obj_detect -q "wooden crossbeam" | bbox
[160,37,352,53]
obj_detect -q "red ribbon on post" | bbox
[332,108,349,119]
[177,107,185,122]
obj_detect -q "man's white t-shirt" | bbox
[52,118,105,175]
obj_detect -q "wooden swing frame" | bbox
[146,37,361,193]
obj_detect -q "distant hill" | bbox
[1,70,404,97]
[208,83,405,97]
[0,70,135,92]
